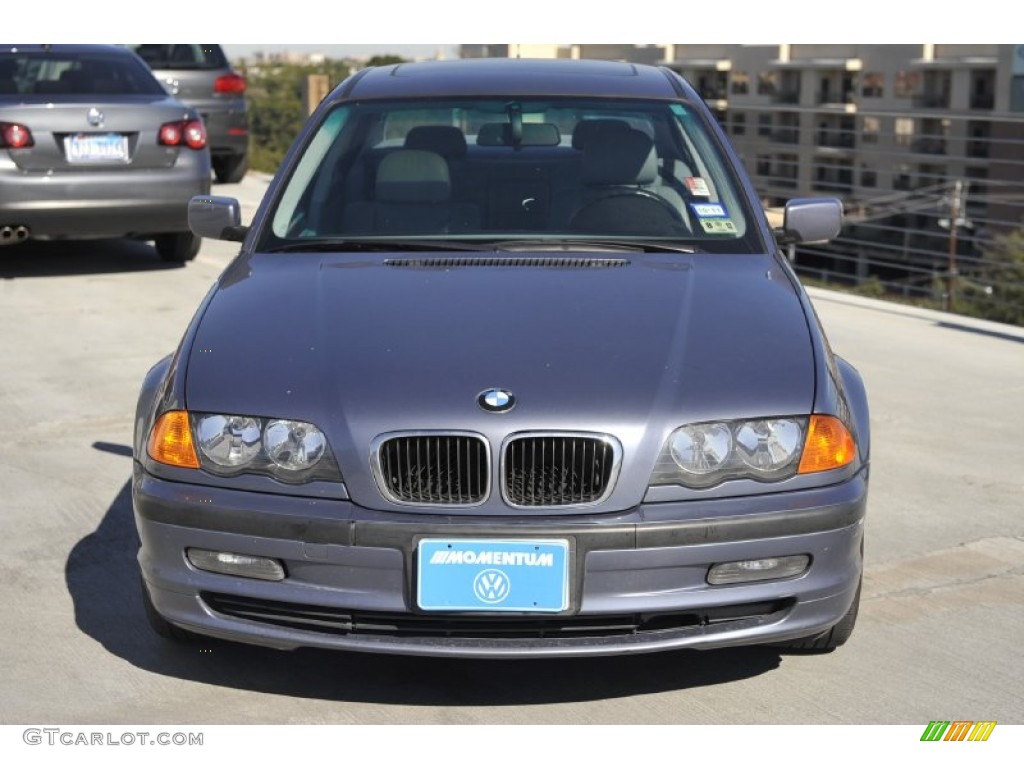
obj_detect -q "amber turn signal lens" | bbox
[148,410,200,469]
[797,415,856,474]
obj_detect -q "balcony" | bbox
[812,180,853,194]
[967,141,990,159]
[771,129,800,145]
[768,177,798,190]
[773,90,800,105]
[911,138,947,155]
[699,87,728,101]
[817,132,856,149]
[816,90,856,106]
[970,93,995,110]
[913,93,951,109]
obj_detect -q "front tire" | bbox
[775,580,861,652]
[140,577,197,643]
[154,232,201,262]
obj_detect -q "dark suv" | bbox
[129,44,249,183]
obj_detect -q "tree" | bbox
[241,59,352,174]
[365,55,408,67]
[955,227,1024,326]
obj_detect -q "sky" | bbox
[223,44,457,61]
[36,1,1009,51]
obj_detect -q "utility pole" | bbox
[945,179,965,312]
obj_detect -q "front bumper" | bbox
[134,466,867,658]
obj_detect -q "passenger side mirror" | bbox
[776,198,843,245]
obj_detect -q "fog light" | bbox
[707,555,810,585]
[186,548,286,581]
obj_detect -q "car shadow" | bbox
[0,239,182,279]
[67,452,784,710]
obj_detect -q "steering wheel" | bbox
[569,190,688,236]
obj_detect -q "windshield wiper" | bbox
[487,239,700,254]
[264,238,700,255]
[263,238,490,254]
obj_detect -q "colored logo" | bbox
[472,569,511,604]
[920,721,997,742]
[478,388,516,413]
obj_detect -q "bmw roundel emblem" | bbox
[478,388,516,413]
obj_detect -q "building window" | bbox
[894,164,912,191]
[894,117,915,147]
[777,154,798,188]
[758,113,773,137]
[862,116,880,144]
[756,154,771,176]
[731,112,746,135]
[1012,76,1024,112]
[894,70,920,98]
[861,165,877,188]
[861,73,884,98]
[731,71,749,95]
[757,71,778,96]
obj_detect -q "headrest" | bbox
[476,122,561,147]
[404,125,467,159]
[376,150,451,203]
[571,119,632,150]
[582,128,658,186]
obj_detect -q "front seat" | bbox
[569,128,687,236]
[342,150,479,235]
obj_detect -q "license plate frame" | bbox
[417,538,570,613]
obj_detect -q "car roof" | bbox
[339,58,690,102]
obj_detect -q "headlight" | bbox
[734,419,802,471]
[263,419,327,471]
[652,417,807,489]
[650,415,855,489]
[196,415,262,467]
[148,411,341,484]
[668,423,732,475]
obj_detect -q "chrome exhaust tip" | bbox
[0,225,30,246]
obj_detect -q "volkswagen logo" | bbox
[477,388,516,413]
[472,569,511,604]
[87,108,104,127]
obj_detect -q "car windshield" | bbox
[126,44,228,71]
[264,97,762,253]
[0,50,166,97]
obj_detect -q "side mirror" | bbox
[776,198,843,245]
[188,196,247,242]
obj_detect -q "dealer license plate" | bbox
[417,538,569,612]
[64,133,129,164]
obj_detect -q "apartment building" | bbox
[461,44,1024,243]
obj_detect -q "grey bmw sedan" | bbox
[133,58,870,658]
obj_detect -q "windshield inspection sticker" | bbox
[690,202,729,218]
[684,177,711,197]
[699,218,738,234]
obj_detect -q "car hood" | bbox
[185,251,816,513]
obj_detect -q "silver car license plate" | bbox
[64,133,129,163]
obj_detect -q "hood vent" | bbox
[385,257,629,269]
